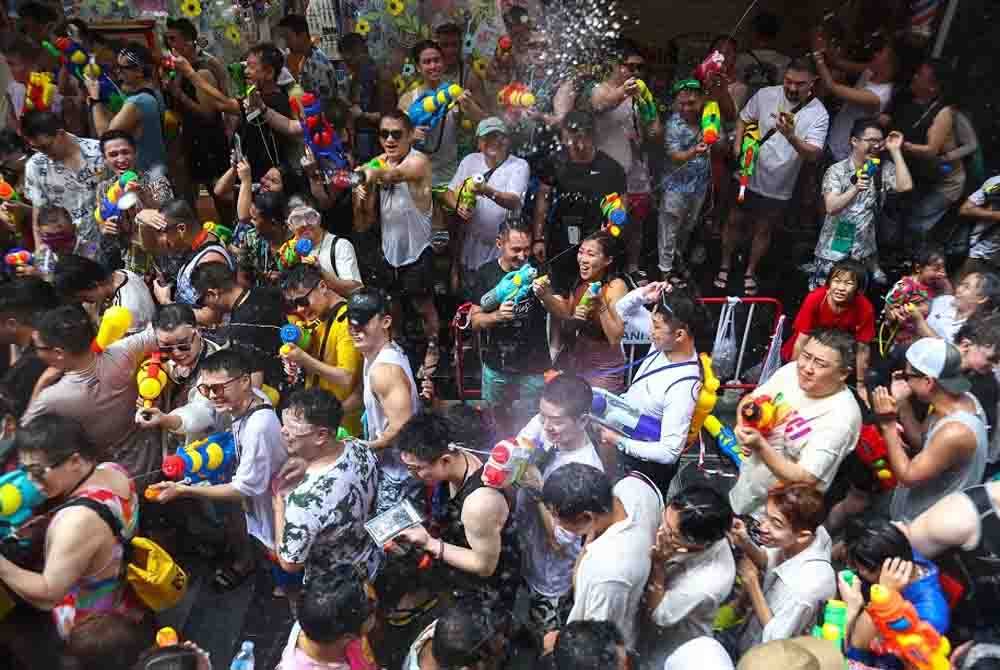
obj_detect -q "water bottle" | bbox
[36,247,56,282]
[230,640,255,670]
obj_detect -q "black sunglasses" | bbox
[285,281,320,310]
[379,129,404,140]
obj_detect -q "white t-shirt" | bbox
[828,71,894,161]
[740,86,829,200]
[231,392,288,549]
[728,361,861,517]
[515,425,604,598]
[967,176,1000,261]
[315,232,362,283]
[448,153,530,272]
[927,294,964,342]
[567,473,663,649]
[117,270,157,334]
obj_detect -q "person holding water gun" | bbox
[534,230,628,393]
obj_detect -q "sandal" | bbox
[713,269,730,290]
[743,273,759,296]
[212,563,254,592]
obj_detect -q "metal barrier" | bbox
[699,296,784,392]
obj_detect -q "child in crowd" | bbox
[877,246,949,354]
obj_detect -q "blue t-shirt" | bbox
[126,91,167,177]
[662,112,710,194]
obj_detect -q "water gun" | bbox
[480,264,538,312]
[160,53,177,80]
[92,306,133,353]
[701,100,722,145]
[158,431,237,487]
[457,174,484,211]
[228,62,249,98]
[600,193,628,236]
[578,282,601,310]
[191,221,234,249]
[867,585,952,670]
[495,35,514,68]
[25,72,56,112]
[855,424,897,491]
[497,82,536,114]
[851,157,881,185]
[95,170,140,227]
[687,354,719,444]
[632,79,658,125]
[0,178,19,203]
[289,90,350,177]
[694,50,725,83]
[0,469,44,537]
[279,320,313,357]
[46,38,124,112]
[740,394,779,435]
[137,352,167,410]
[812,598,849,647]
[276,237,314,271]
[737,122,761,203]
[407,83,464,130]
[589,387,661,442]
[705,415,742,468]
[4,248,32,267]
[482,436,551,488]
[156,627,180,647]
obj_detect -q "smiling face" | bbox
[954,273,986,316]
[417,46,445,86]
[756,499,802,549]
[497,229,531,270]
[399,450,450,484]
[102,137,136,174]
[477,131,509,162]
[18,449,82,499]
[260,168,284,193]
[156,323,201,369]
[916,256,947,287]
[378,116,411,161]
[197,368,252,413]
[538,398,585,449]
[577,239,611,282]
[348,313,391,355]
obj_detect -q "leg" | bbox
[746,207,779,279]
[675,191,707,274]
[718,197,747,286]
[657,191,683,276]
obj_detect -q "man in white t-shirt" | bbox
[729,329,861,517]
[541,462,663,649]
[959,175,1000,271]
[444,117,529,280]
[286,201,363,297]
[918,271,1000,343]
[718,57,829,295]
[514,374,604,638]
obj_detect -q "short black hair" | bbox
[280,262,323,294]
[616,38,642,62]
[52,254,113,297]
[35,304,95,354]
[956,312,1000,351]
[65,612,153,670]
[657,287,709,342]
[0,128,28,157]
[826,258,868,293]
[338,32,367,54]
[16,413,102,463]
[118,43,153,75]
[844,515,913,574]
[805,328,857,375]
[542,463,613,519]
[160,198,197,225]
[554,620,624,670]
[913,244,946,270]
[849,116,884,141]
[432,599,497,667]
[277,14,310,35]
[296,562,373,643]
[153,303,197,332]
[18,1,59,25]
[99,129,135,153]
[395,411,454,463]
[0,277,59,326]
[669,486,733,546]
[787,56,817,77]
[381,108,414,132]
[21,110,64,139]
[751,11,781,39]
[497,219,533,241]
[165,17,198,42]
[190,261,237,296]
[253,189,286,221]
[201,348,253,378]
[540,374,592,418]
[411,39,442,63]
[247,42,285,81]
[286,388,344,432]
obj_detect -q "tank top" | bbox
[567,280,625,392]
[179,63,230,182]
[126,90,168,178]
[889,394,988,522]
[176,241,236,305]
[363,342,419,484]
[49,463,143,639]
[594,94,636,177]
[379,162,433,267]
[430,463,520,606]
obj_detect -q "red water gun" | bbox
[854,424,898,491]
[740,394,778,435]
[495,35,513,68]
[867,585,952,670]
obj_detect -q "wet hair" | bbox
[656,286,710,342]
[443,403,495,454]
[751,11,781,39]
[52,254,113,297]
[826,258,868,294]
[395,411,454,464]
[165,17,198,42]
[540,373,592,418]
[497,219,533,241]
[913,244,946,271]
[411,39,443,64]
[554,620,624,670]
[849,116,884,141]
[35,304,95,354]
[153,303,197,332]
[956,312,1000,351]
[669,485,734,546]
[432,598,497,667]
[580,229,623,279]
[787,56,817,77]
[21,110,64,139]
[37,205,72,228]
[190,261,237,296]
[766,483,827,533]
[253,189,286,222]
[277,14,310,35]
[16,413,102,463]
[380,108,414,132]
[159,198,197,226]
[287,191,319,213]
[65,612,152,670]
[280,262,323,293]
[542,463,613,519]
[246,42,285,81]
[285,388,344,432]
[805,327,857,375]
[99,129,136,153]
[201,348,253,378]
[297,562,373,643]
[338,32,367,55]
[844,516,913,573]
[0,277,59,326]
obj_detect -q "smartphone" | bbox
[232,133,244,165]
[364,499,423,546]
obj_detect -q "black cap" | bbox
[563,110,595,134]
[339,288,389,326]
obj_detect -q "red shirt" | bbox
[782,286,876,361]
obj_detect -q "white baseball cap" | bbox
[905,337,971,395]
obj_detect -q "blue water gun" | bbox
[0,469,45,537]
[480,265,537,312]
[290,90,349,178]
[45,37,124,112]
[159,431,236,486]
[407,83,464,130]
[590,387,661,442]
[851,157,881,185]
[704,415,742,468]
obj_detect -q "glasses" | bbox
[197,375,247,397]
[157,335,196,354]
[897,370,927,381]
[379,129,404,140]
[21,454,72,480]
[285,281,320,310]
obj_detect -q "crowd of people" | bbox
[0,1,998,669]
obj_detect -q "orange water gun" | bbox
[740,393,778,435]
[0,178,20,203]
[867,585,951,670]
[497,82,536,110]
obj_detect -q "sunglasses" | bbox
[379,129,405,140]
[197,375,247,398]
[21,454,73,480]
[157,336,195,354]
[286,281,320,310]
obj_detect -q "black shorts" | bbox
[736,189,792,218]
[375,246,435,297]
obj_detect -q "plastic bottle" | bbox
[230,640,255,670]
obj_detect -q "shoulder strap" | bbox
[327,235,340,279]
[310,304,344,387]
[623,470,664,508]
[630,358,700,388]
[56,496,125,544]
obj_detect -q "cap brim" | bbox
[937,375,972,395]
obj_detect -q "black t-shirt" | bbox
[225,287,286,387]
[464,260,550,374]
[969,370,998,441]
[240,87,293,182]
[1,345,46,417]
[890,93,946,186]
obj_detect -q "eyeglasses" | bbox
[197,375,247,397]
[21,454,73,480]
[897,370,927,381]
[379,129,404,140]
[157,334,196,354]
[285,281,320,310]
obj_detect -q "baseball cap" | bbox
[476,117,508,137]
[905,337,971,395]
[665,637,734,670]
[736,637,844,670]
[563,110,595,133]
[339,288,389,326]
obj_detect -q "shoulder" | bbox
[802,286,827,308]
[465,485,510,519]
